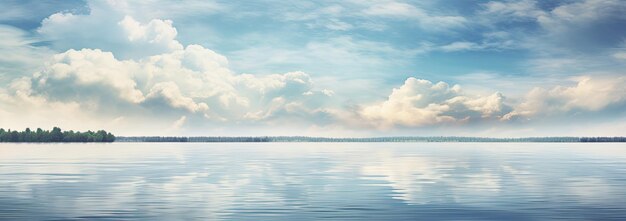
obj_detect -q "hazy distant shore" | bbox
[115,136,626,143]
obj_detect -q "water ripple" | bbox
[0,143,625,220]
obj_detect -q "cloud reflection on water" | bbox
[0,143,625,220]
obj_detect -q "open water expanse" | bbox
[0,143,625,220]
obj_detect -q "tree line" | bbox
[0,127,115,142]
[579,137,626,142]
[115,136,626,143]
[117,136,269,142]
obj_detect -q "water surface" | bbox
[0,143,625,220]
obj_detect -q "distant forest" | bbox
[0,127,115,142]
[116,136,626,143]
[1,128,623,143]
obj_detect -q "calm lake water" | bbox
[0,143,625,220]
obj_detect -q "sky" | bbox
[0,0,625,137]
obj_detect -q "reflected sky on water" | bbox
[0,143,625,220]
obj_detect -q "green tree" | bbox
[50,127,63,142]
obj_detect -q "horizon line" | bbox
[115,136,626,143]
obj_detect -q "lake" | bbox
[0,143,625,220]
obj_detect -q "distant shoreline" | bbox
[114,136,626,143]
[0,127,114,143]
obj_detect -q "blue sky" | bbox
[0,0,625,136]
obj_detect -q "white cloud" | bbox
[613,52,626,60]
[535,0,626,52]
[537,0,625,28]
[312,18,354,31]
[482,0,626,52]
[171,115,187,130]
[38,6,183,59]
[321,89,334,97]
[3,0,626,135]
[146,82,209,113]
[361,1,466,30]
[503,75,626,120]
[0,25,53,84]
[435,33,517,53]
[118,16,183,51]
[363,2,417,17]
[450,92,508,118]
[360,78,458,127]
[439,41,483,52]
[0,29,334,133]
[479,0,626,74]
[480,0,545,21]
[480,0,625,27]
[0,77,96,132]
[358,78,511,129]
[280,4,354,31]
[34,48,145,104]
[242,1,465,32]
[3,27,623,134]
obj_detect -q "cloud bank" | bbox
[1,0,625,136]
[358,78,510,129]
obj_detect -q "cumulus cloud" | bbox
[2,0,625,135]
[34,48,145,104]
[0,76,96,131]
[358,78,511,129]
[37,4,183,59]
[2,14,335,133]
[34,46,326,121]
[118,15,182,51]
[145,82,209,113]
[352,75,624,130]
[503,76,626,120]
